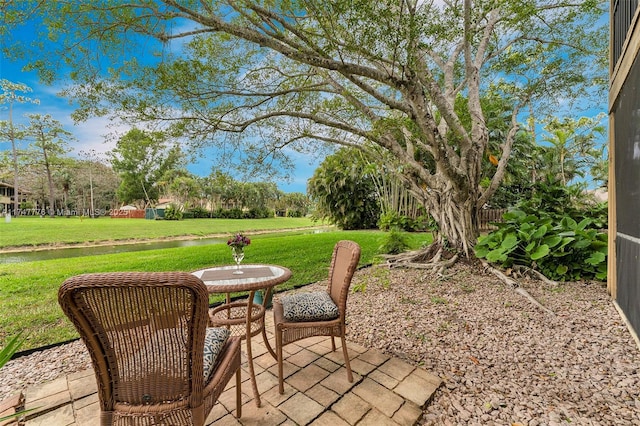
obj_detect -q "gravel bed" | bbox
[345,261,640,425]
[2,261,639,425]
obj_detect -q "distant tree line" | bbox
[0,125,310,218]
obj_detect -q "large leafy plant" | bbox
[475,180,608,281]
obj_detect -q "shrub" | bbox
[163,203,184,220]
[475,209,607,281]
[378,211,435,232]
[308,147,381,230]
[244,207,273,219]
[476,179,608,281]
[378,212,410,231]
[379,228,411,254]
[209,207,273,219]
[188,206,210,218]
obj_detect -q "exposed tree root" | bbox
[512,265,559,287]
[383,243,459,275]
[393,254,459,274]
[481,261,556,316]
[385,243,458,275]
[382,242,555,316]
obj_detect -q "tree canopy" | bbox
[110,128,184,205]
[6,0,608,256]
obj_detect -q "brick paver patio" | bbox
[16,313,441,425]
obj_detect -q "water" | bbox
[0,238,226,264]
[0,227,332,264]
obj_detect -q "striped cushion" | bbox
[203,327,230,381]
[281,291,339,322]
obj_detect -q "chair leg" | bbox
[235,368,242,418]
[340,334,353,382]
[331,335,336,351]
[277,328,285,394]
[100,411,113,426]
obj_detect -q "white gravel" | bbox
[2,261,639,425]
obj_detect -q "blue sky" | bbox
[0,25,318,194]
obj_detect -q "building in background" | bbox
[0,181,30,214]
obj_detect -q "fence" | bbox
[110,209,146,219]
[478,209,506,230]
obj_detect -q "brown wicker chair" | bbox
[58,272,241,426]
[273,240,361,394]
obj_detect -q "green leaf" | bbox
[555,264,569,275]
[474,245,490,258]
[585,251,606,265]
[542,235,563,248]
[0,332,25,369]
[538,218,554,228]
[503,210,525,221]
[518,229,532,242]
[573,239,592,249]
[530,244,550,260]
[501,233,519,250]
[557,237,575,250]
[486,248,507,263]
[558,231,576,237]
[476,234,493,245]
[520,222,535,233]
[531,225,548,239]
[576,218,592,231]
[561,216,578,230]
[525,241,536,252]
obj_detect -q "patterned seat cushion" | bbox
[281,291,339,322]
[203,327,230,381]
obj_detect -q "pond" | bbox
[0,238,227,264]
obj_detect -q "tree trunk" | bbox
[9,103,19,217]
[43,150,56,218]
[428,191,479,258]
[11,139,19,216]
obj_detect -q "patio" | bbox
[17,312,442,426]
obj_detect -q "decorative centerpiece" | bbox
[227,233,251,274]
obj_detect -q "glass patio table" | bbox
[191,264,292,407]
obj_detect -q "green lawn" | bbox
[0,216,318,249]
[0,229,432,351]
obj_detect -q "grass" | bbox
[0,216,318,249]
[0,228,432,351]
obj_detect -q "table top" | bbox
[191,264,292,293]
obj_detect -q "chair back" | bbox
[58,272,210,412]
[326,240,361,316]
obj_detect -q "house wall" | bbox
[610,0,640,340]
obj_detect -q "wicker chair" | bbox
[273,240,361,394]
[58,272,241,426]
